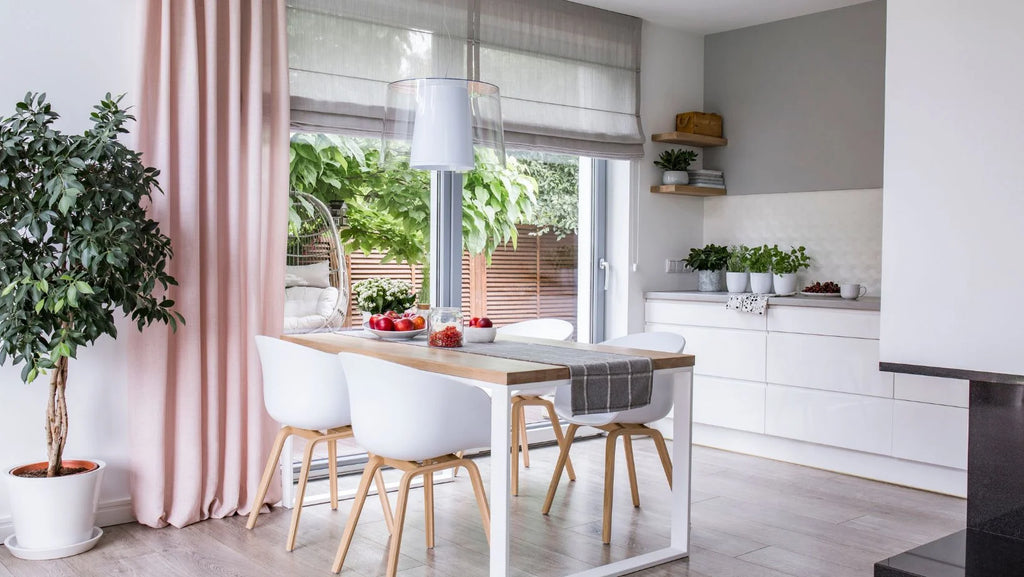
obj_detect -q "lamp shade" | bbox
[383,78,505,171]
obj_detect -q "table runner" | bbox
[340,330,653,416]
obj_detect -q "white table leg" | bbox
[489,384,513,576]
[670,368,693,551]
[280,436,295,509]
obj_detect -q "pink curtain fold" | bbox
[128,0,289,528]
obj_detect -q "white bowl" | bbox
[362,321,426,340]
[464,326,497,343]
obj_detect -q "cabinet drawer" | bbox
[767,332,894,397]
[892,401,968,469]
[767,306,880,339]
[648,323,766,382]
[894,374,969,408]
[646,299,767,331]
[765,385,893,455]
[693,376,765,433]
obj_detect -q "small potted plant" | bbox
[725,245,749,293]
[0,93,182,558]
[770,245,811,296]
[744,245,775,294]
[654,149,698,185]
[683,244,729,292]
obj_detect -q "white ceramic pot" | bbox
[5,459,105,558]
[726,271,749,293]
[696,269,724,292]
[464,326,497,343]
[662,171,689,185]
[749,272,774,294]
[773,273,798,296]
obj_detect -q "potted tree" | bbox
[0,93,182,559]
[683,244,729,292]
[745,245,774,294]
[770,245,811,296]
[725,245,749,293]
[654,149,698,185]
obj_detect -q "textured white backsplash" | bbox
[703,189,883,296]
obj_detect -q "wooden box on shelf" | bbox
[675,112,723,137]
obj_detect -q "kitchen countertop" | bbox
[644,290,881,311]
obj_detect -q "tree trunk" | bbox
[45,355,69,477]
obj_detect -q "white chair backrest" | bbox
[554,331,686,424]
[255,336,351,431]
[339,353,492,462]
[497,318,574,341]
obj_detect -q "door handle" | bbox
[598,258,610,291]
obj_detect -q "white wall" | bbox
[0,0,143,534]
[880,0,1024,377]
[606,21,705,338]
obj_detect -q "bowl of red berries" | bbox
[464,317,496,343]
[800,281,841,297]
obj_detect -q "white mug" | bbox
[841,283,867,299]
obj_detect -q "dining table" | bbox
[283,331,696,577]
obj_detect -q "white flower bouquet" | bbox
[352,277,416,315]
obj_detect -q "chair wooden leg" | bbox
[328,438,339,511]
[542,423,579,515]
[287,436,320,551]
[542,402,576,481]
[332,455,383,573]
[650,429,673,488]
[602,431,622,544]
[373,469,395,535]
[511,400,522,496]
[623,434,640,508]
[519,406,531,468]
[385,472,414,577]
[424,471,435,549]
[461,459,491,544]
[247,426,292,530]
[453,450,464,477]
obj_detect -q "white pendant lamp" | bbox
[383,78,505,172]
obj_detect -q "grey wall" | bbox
[703,0,885,195]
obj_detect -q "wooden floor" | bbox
[0,439,965,577]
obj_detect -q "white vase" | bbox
[749,272,773,294]
[5,459,105,559]
[697,269,724,292]
[662,171,689,185]
[773,273,798,296]
[726,271,748,293]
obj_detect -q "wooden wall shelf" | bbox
[650,185,726,197]
[651,132,727,147]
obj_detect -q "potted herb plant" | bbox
[725,245,750,293]
[683,244,729,292]
[654,149,698,185]
[770,245,811,296]
[744,245,775,294]
[0,93,182,559]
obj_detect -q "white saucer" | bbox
[4,527,103,560]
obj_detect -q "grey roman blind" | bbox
[287,0,644,159]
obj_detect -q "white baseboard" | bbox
[0,497,135,543]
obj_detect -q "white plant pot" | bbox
[662,171,689,185]
[5,459,105,559]
[773,273,798,296]
[696,269,724,292]
[749,272,774,294]
[726,271,749,293]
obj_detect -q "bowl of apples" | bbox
[464,317,496,343]
[363,310,427,340]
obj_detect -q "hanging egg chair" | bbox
[283,191,348,333]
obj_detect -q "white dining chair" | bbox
[496,318,577,496]
[247,336,394,551]
[541,331,686,544]
[332,352,492,577]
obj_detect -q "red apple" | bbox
[386,310,399,319]
[394,318,414,331]
[369,314,383,325]
[470,317,480,327]
[476,317,493,328]
[373,317,395,331]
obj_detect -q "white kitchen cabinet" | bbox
[646,299,767,331]
[765,384,894,455]
[647,322,766,382]
[693,375,766,433]
[767,332,894,397]
[894,373,969,408]
[892,400,969,469]
[767,306,880,339]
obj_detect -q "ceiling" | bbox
[569,0,873,35]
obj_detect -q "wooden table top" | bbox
[282,332,695,386]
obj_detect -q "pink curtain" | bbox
[128,0,289,528]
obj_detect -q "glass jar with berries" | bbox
[428,307,464,348]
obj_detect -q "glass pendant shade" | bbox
[383,78,505,171]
